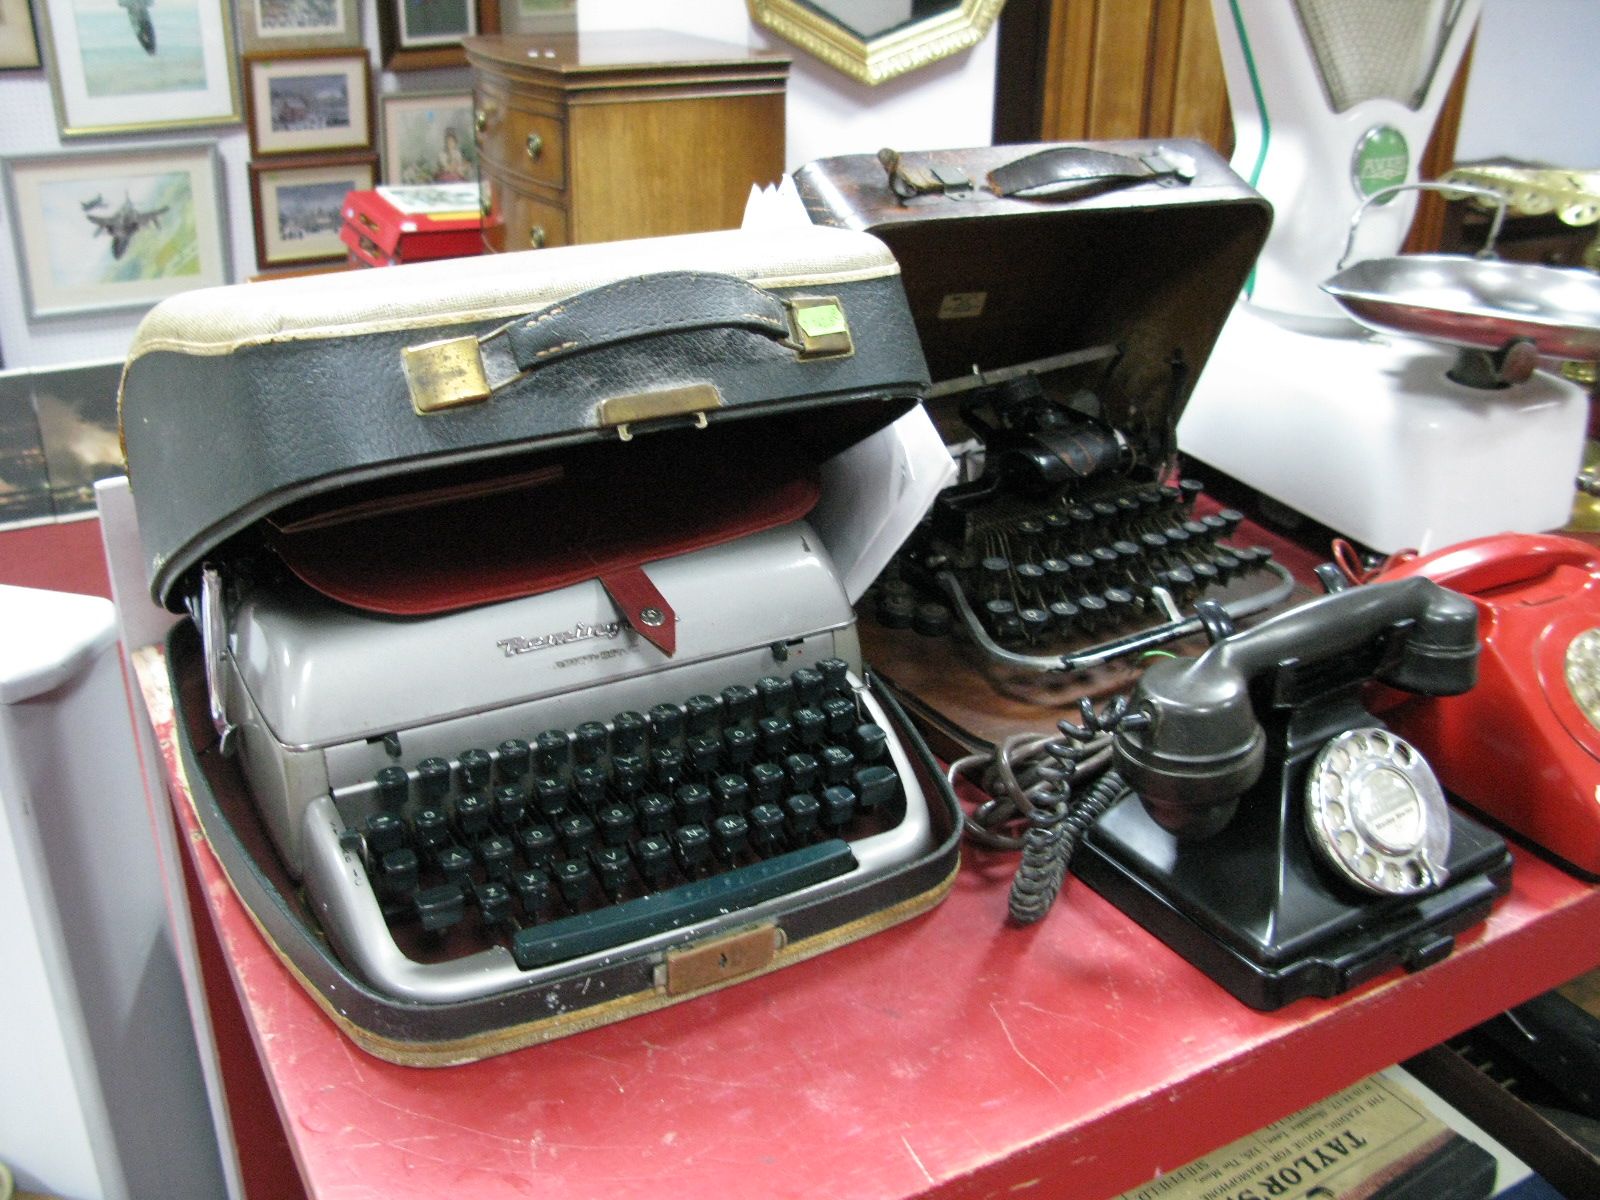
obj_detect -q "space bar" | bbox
[510,840,859,970]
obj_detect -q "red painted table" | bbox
[131,645,1600,1200]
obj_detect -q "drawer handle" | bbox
[529,225,546,249]
[474,106,493,134]
[525,133,543,162]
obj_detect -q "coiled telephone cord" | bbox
[950,696,1142,924]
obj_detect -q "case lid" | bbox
[793,140,1271,440]
[121,225,929,610]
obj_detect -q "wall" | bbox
[1454,0,1600,165]
[0,0,996,371]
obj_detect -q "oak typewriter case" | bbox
[120,226,963,1064]
[794,141,1287,749]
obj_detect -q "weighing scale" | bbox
[1178,0,1597,554]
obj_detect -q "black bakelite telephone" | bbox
[1072,576,1514,1010]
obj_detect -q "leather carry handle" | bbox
[987,145,1195,200]
[402,270,853,415]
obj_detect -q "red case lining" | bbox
[268,434,821,616]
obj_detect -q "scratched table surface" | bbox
[132,649,1600,1200]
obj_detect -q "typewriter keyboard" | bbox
[342,658,904,968]
[879,480,1280,653]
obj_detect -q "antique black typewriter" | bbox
[793,141,1294,748]
[119,226,963,1063]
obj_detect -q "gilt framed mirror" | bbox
[747,0,1005,86]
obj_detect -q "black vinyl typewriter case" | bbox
[118,225,964,1064]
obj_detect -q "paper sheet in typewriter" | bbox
[118,225,963,1064]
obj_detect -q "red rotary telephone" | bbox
[1373,532,1600,879]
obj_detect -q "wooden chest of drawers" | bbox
[465,31,789,252]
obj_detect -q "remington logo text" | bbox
[498,621,622,657]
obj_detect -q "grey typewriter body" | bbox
[222,520,939,1005]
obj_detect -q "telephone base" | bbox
[1073,797,1513,1011]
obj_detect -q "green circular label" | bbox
[1353,125,1410,203]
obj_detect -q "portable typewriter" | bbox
[794,142,1295,749]
[119,226,962,1063]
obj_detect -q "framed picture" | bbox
[237,0,361,53]
[376,0,480,70]
[35,0,241,135]
[380,91,477,185]
[248,150,374,268]
[0,0,42,69]
[2,141,230,319]
[245,50,371,157]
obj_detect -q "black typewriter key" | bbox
[721,683,758,724]
[723,725,758,767]
[1020,606,1050,641]
[591,846,633,898]
[790,666,824,707]
[611,753,647,798]
[1141,531,1169,554]
[364,812,407,856]
[784,793,821,842]
[852,723,889,763]
[821,786,857,832]
[459,748,493,791]
[818,657,851,696]
[1191,561,1220,589]
[1015,562,1046,598]
[1181,520,1210,543]
[1115,495,1141,522]
[635,793,673,835]
[476,833,516,881]
[853,764,899,813]
[674,783,712,826]
[1091,500,1118,526]
[823,696,856,738]
[1199,513,1229,539]
[417,756,451,802]
[1103,587,1135,618]
[757,674,793,715]
[412,806,450,851]
[1043,558,1073,590]
[435,844,474,887]
[1162,524,1192,548]
[712,773,750,816]
[1067,504,1096,539]
[647,702,686,743]
[1090,545,1119,577]
[511,867,550,911]
[533,775,570,819]
[1237,545,1273,567]
[454,791,493,838]
[597,803,635,847]
[378,847,419,901]
[1215,508,1245,534]
[651,745,686,790]
[558,813,598,855]
[912,602,952,638]
[673,824,713,872]
[1076,592,1108,632]
[1211,551,1241,583]
[1112,538,1142,564]
[375,766,410,808]
[571,764,607,811]
[748,803,785,854]
[749,761,786,806]
[1048,599,1080,629]
[633,834,675,887]
[784,751,819,793]
[821,744,856,787]
[1159,484,1183,508]
[473,880,513,925]
[1179,477,1205,507]
[1162,565,1197,589]
[553,858,595,907]
[414,884,464,932]
[980,555,1011,599]
[496,738,531,782]
[534,730,570,774]
[757,715,792,756]
[685,693,721,735]
[516,823,559,867]
[877,591,915,629]
[573,721,609,764]
[792,706,826,747]
[1066,551,1095,578]
[712,813,750,862]
[611,711,647,755]
[686,733,722,776]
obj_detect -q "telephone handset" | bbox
[1071,577,1513,1010]
[1372,532,1600,880]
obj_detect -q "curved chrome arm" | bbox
[1336,181,1511,271]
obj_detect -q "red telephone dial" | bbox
[1372,532,1600,879]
